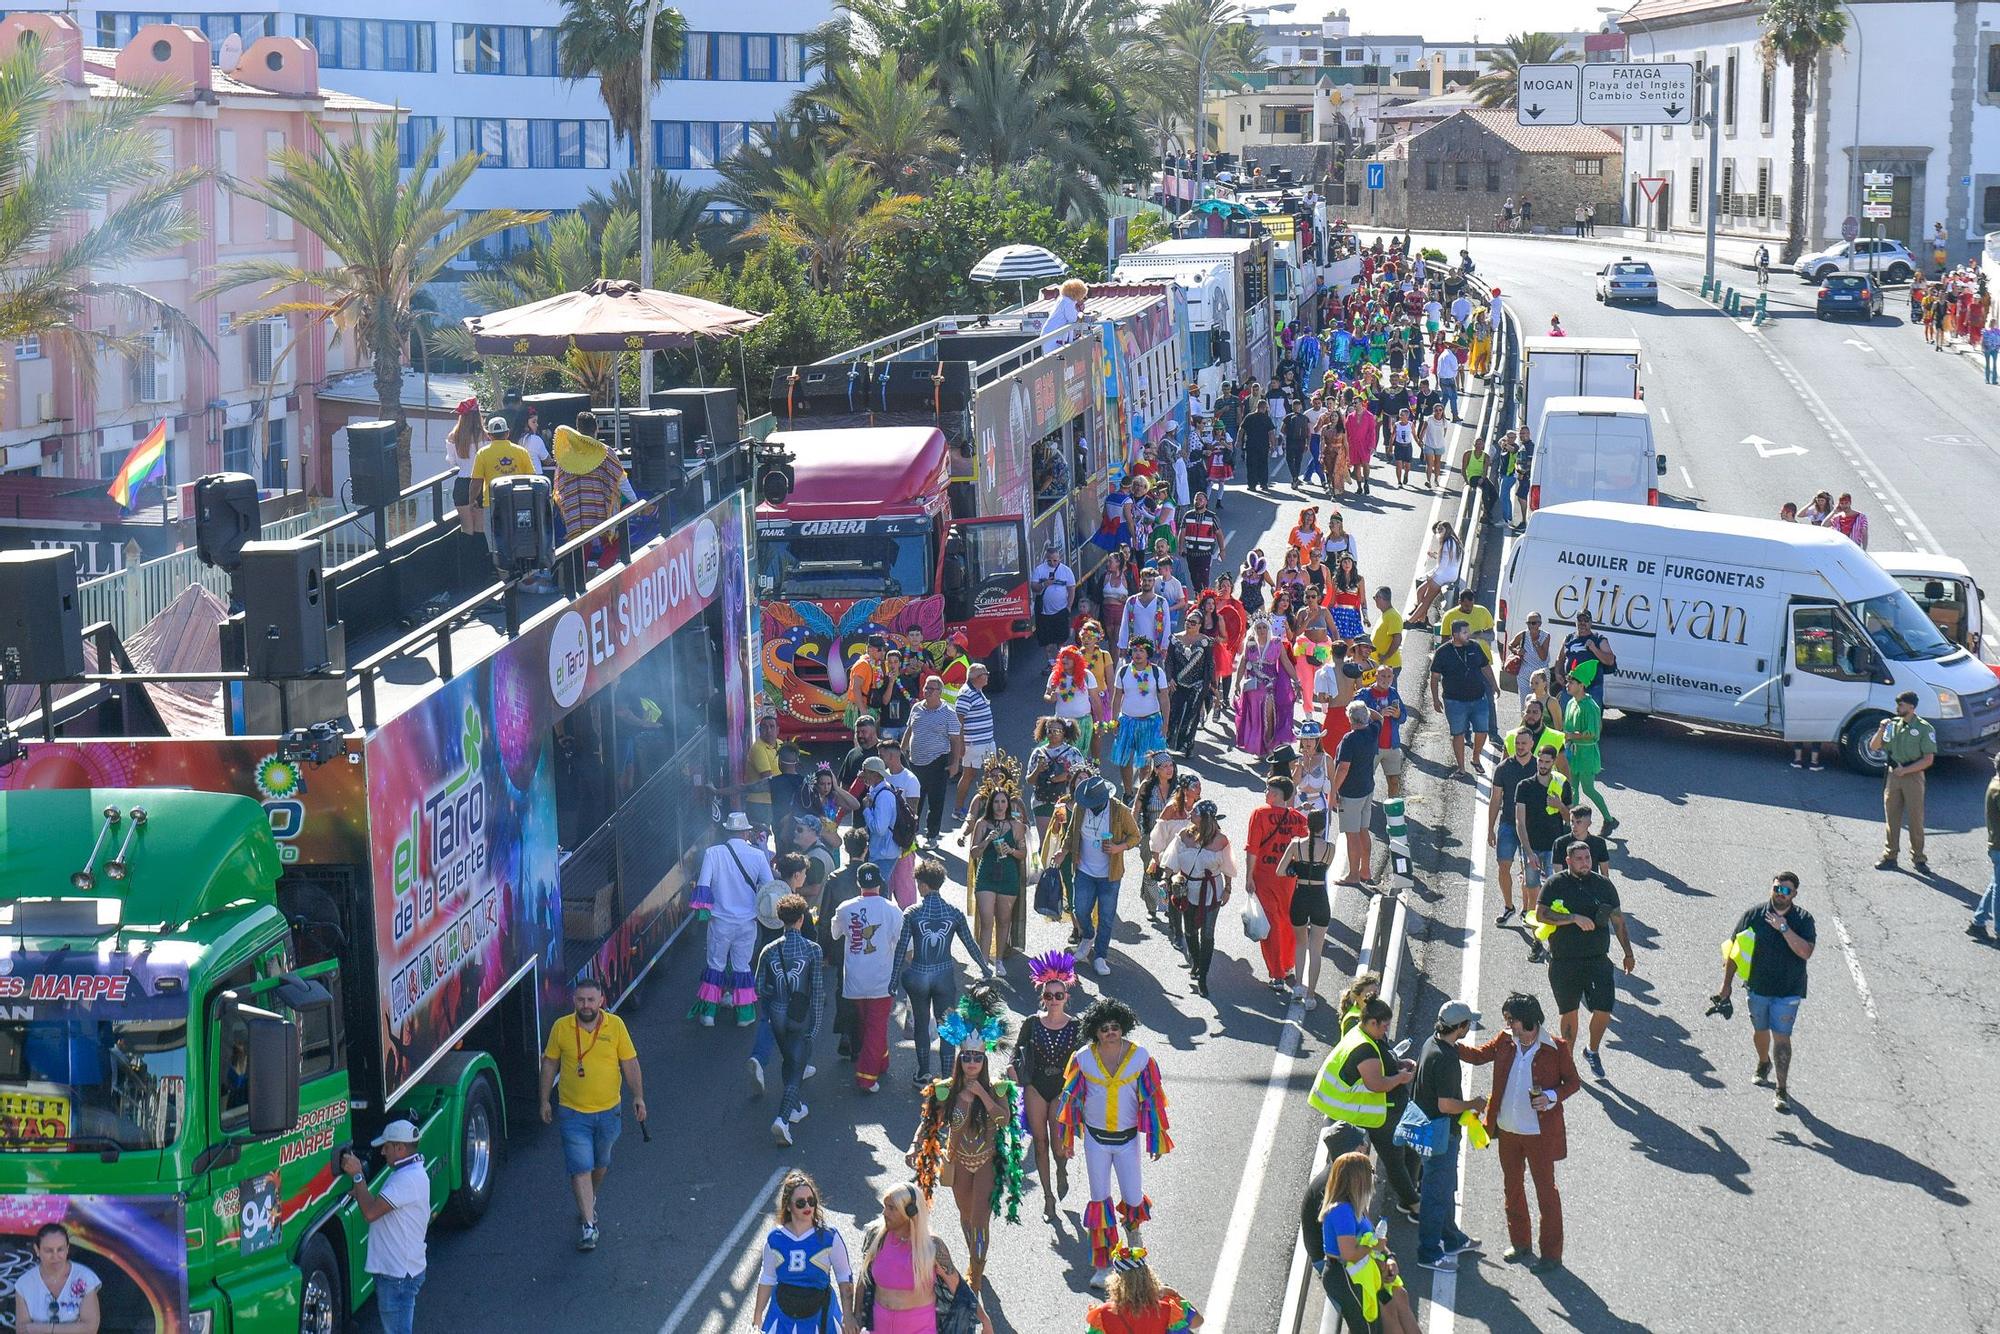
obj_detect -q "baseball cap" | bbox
[855,863,884,890]
[1438,999,1481,1029]
[860,756,890,777]
[371,1118,420,1147]
[485,415,512,436]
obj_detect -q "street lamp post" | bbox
[1838,1,1869,276]
[638,0,660,406]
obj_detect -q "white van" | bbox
[1529,397,1664,510]
[1498,503,2000,771]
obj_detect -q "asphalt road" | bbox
[1379,234,2000,1334]
[412,361,1498,1331]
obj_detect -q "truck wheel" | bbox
[1840,712,1890,776]
[297,1233,344,1334]
[442,1076,502,1228]
[985,645,1010,693]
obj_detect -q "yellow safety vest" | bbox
[1344,1226,1407,1321]
[1544,771,1569,814]
[1459,1109,1491,1150]
[1723,927,1756,983]
[1522,899,1569,943]
[1308,1026,1391,1128]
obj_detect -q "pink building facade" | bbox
[0,14,396,511]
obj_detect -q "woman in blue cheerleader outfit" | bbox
[1109,638,1171,797]
[753,1170,855,1334]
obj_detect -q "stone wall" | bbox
[1367,116,1623,233]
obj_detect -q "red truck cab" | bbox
[757,427,1030,740]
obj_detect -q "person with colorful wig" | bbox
[1054,997,1173,1291]
[1083,1243,1205,1333]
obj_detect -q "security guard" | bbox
[1872,690,1936,872]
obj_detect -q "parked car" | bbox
[1815,272,1885,320]
[1794,238,1916,284]
[1594,258,1659,304]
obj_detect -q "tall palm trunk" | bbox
[1784,53,1812,264]
[369,304,410,487]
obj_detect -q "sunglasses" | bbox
[960,1052,986,1063]
[1772,884,1796,897]
[1044,987,1068,998]
[792,1196,817,1209]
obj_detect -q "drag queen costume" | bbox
[1053,997,1173,1287]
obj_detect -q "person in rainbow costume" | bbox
[1053,996,1173,1292]
[906,982,1026,1295]
[1084,1243,1205,1333]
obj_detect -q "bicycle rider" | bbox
[1755,245,1770,287]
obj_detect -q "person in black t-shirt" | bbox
[1412,1000,1486,1268]
[1489,731,1537,927]
[1550,807,1610,873]
[1714,870,1817,1111]
[1241,399,1275,489]
[1428,621,1497,777]
[1512,748,1570,925]
[837,714,883,787]
[1536,841,1633,1080]
[1283,407,1311,485]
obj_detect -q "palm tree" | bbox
[556,0,688,149]
[0,48,209,410]
[580,169,717,246]
[1144,0,1265,196]
[714,118,826,214]
[949,41,1114,217]
[1470,33,1579,108]
[740,159,919,289]
[814,52,957,187]
[207,119,544,482]
[1761,0,1848,263]
[844,0,988,83]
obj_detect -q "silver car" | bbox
[1793,238,1917,283]
[1595,258,1658,304]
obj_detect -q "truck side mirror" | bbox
[1657,455,1669,476]
[243,1006,301,1137]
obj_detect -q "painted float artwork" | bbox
[761,594,948,728]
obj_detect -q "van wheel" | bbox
[985,645,1010,693]
[442,1077,502,1228]
[1840,713,1890,775]
[297,1233,344,1334]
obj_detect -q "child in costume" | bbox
[906,983,1025,1294]
[752,1169,854,1334]
[1053,996,1173,1292]
[1084,1244,1205,1333]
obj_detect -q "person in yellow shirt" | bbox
[471,415,534,507]
[745,712,782,828]
[539,978,646,1252]
[1370,587,1405,671]
[1438,589,1495,645]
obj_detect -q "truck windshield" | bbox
[1847,592,1957,662]
[758,526,935,601]
[0,1012,188,1152]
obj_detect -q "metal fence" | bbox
[76,503,342,637]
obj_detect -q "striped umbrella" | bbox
[970,244,1070,303]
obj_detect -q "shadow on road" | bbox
[1776,1096,1971,1207]
[1580,1081,1752,1194]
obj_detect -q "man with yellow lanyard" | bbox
[1511,747,1570,951]
[539,979,647,1252]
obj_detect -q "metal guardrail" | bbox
[76,503,342,637]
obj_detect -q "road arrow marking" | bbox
[1842,338,1875,352]
[1664,102,1683,118]
[1742,433,1808,458]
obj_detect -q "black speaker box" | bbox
[522,391,591,438]
[769,363,875,414]
[627,408,685,492]
[239,538,329,678]
[489,474,555,572]
[194,472,262,570]
[0,549,84,683]
[345,419,401,510]
[876,360,974,411]
[650,387,739,454]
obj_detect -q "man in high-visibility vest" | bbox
[1308,997,1421,1217]
[1713,870,1817,1112]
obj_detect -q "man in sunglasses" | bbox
[1715,871,1817,1112]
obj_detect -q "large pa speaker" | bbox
[768,363,875,416]
[194,472,262,571]
[522,391,591,439]
[650,387,739,456]
[345,420,401,510]
[239,538,328,678]
[875,361,973,412]
[489,474,554,573]
[0,549,85,683]
[627,408,685,492]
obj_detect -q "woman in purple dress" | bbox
[1234,616,1298,756]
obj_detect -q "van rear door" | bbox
[1589,414,1654,505]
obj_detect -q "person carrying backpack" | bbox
[754,893,826,1145]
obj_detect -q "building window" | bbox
[1720,160,1735,214]
[1989,42,2000,95]
[1693,55,1706,136]
[1983,185,2000,229]
[671,33,805,82]
[223,423,255,475]
[456,118,609,169]
[453,24,560,77]
[14,335,41,360]
[1689,160,1701,220]
[1485,161,1500,192]
[462,216,566,262]
[397,116,440,169]
[264,416,288,490]
[1723,51,1738,132]
[296,16,434,71]
[1573,158,1603,176]
[1424,161,1439,191]
[1452,161,1469,191]
[98,12,275,58]
[1756,162,1772,218]
[652,121,756,170]
[1760,65,1776,130]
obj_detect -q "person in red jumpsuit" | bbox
[1244,776,1310,990]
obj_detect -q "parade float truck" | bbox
[0,427,758,1331]
[762,310,1118,738]
[1114,235,1276,405]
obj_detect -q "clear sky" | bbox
[1255,0,1616,43]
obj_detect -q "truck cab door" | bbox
[1779,602,1883,741]
[949,514,1031,633]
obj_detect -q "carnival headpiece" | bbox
[1027,950,1077,988]
[938,980,1012,1052]
[1110,1243,1150,1273]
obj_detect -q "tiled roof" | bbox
[1617,0,1760,27]
[79,47,393,112]
[1418,109,1624,155]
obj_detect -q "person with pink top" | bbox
[1344,398,1379,495]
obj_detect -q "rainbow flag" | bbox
[107,421,168,509]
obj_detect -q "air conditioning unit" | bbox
[137,329,176,405]
[250,316,288,385]
[35,392,56,423]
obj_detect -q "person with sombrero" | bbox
[553,410,636,573]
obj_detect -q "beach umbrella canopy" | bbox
[463,278,765,355]
[969,244,1070,285]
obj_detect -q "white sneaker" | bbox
[747,1057,765,1096]
[1089,1267,1110,1291]
[789,1102,810,1124]
[1093,957,1111,976]
[771,1118,793,1146]
[699,1014,715,1028]
[1303,993,1319,1011]
[803,1064,817,1080]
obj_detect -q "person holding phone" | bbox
[339,1120,430,1334]
[1715,871,1817,1112]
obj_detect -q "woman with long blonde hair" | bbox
[856,1182,989,1333]
[1319,1152,1419,1334]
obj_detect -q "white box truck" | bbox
[1528,397,1666,510]
[1519,335,1641,452]
[1115,236,1276,400]
[1498,503,2000,771]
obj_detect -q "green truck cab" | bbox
[0,788,498,1334]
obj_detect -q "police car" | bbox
[1594,258,1659,305]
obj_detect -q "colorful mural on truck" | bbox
[761,594,948,730]
[0,1194,189,1332]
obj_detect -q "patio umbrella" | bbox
[970,244,1070,304]
[461,278,765,356]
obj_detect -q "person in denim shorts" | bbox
[1714,871,1817,1112]
[540,979,648,1251]
[1512,747,1570,959]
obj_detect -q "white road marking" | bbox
[1207,997,1306,1332]
[657,1165,790,1334]
[1842,338,1875,353]
[1680,465,1696,491]
[1830,913,1879,1024]
[1658,403,1672,426]
[1742,433,1808,459]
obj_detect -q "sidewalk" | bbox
[1511,222,1768,272]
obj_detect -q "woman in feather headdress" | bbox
[905,982,1025,1294]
